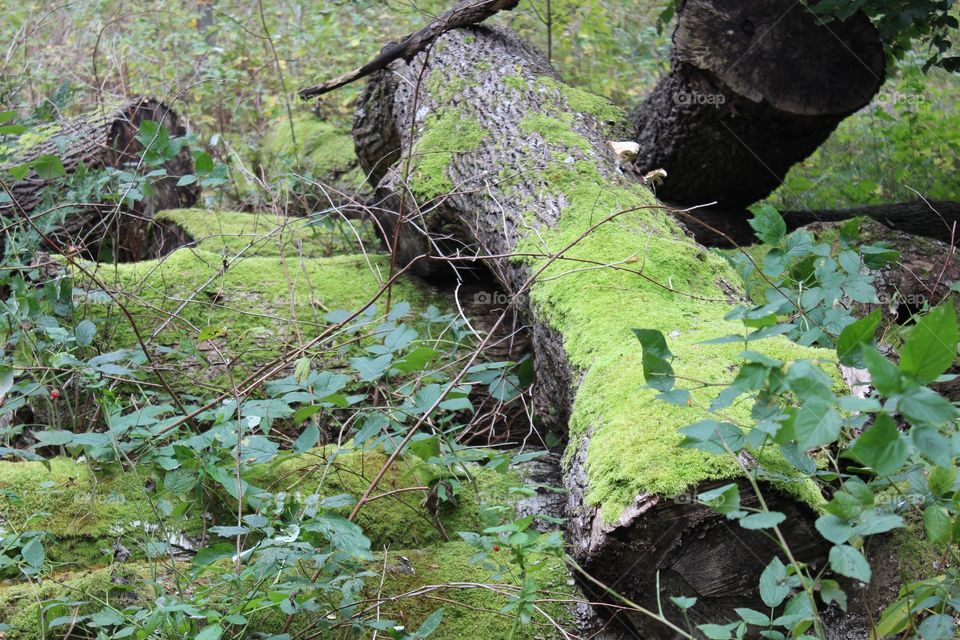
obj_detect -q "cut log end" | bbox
[674,0,885,115]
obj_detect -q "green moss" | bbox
[501,119,828,520]
[260,112,356,176]
[0,544,575,639]
[352,542,573,639]
[79,241,425,378]
[248,448,521,549]
[519,113,590,151]
[154,208,376,258]
[502,75,528,92]
[409,111,486,201]
[536,76,625,123]
[0,565,147,639]
[0,449,519,573]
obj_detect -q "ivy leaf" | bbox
[828,545,871,583]
[847,414,908,475]
[899,304,958,385]
[633,328,674,391]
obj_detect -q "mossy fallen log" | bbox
[0,97,199,261]
[258,112,372,215]
[352,25,864,636]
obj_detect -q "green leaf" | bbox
[837,309,881,367]
[739,511,786,530]
[759,557,790,607]
[848,414,908,475]
[193,542,235,566]
[816,514,857,544]
[21,537,44,568]
[633,329,674,391]
[863,348,901,395]
[32,154,66,179]
[918,614,955,640]
[74,319,97,347]
[898,386,959,426]
[670,595,697,611]
[409,608,444,639]
[735,607,769,625]
[900,304,958,384]
[392,347,439,373]
[697,483,741,515]
[698,623,738,639]
[928,465,957,496]
[679,420,745,455]
[792,399,842,451]
[176,174,197,186]
[195,624,223,640]
[828,545,871,582]
[293,423,320,453]
[819,579,847,611]
[293,404,324,424]
[32,430,76,446]
[923,505,952,544]
[749,204,787,246]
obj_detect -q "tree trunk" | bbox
[1,97,199,261]
[351,25,881,637]
[629,0,885,209]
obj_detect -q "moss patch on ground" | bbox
[0,449,514,572]
[260,111,357,177]
[155,208,377,258]
[0,543,575,640]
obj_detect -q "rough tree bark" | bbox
[351,25,886,637]
[1,97,199,261]
[629,0,886,209]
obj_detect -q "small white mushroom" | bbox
[609,140,640,162]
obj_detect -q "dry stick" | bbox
[298,0,520,99]
[281,203,667,634]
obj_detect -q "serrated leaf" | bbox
[848,414,908,475]
[900,304,958,385]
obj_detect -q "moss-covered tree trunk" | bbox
[629,0,885,210]
[351,25,858,636]
[1,97,199,261]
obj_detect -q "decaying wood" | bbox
[298,0,519,100]
[629,0,885,209]
[1,97,199,261]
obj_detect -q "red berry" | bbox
[49,390,60,400]
[492,544,500,552]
